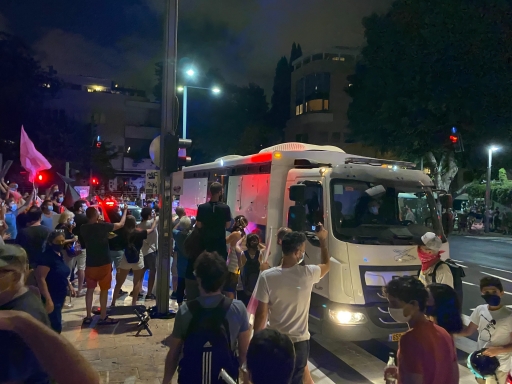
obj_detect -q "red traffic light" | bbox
[96,141,102,148]
[449,135,458,143]
[37,174,43,182]
[92,178,98,185]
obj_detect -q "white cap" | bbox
[420,232,442,253]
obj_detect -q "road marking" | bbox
[451,259,465,263]
[456,263,468,268]
[462,281,478,286]
[480,271,512,283]
[307,361,337,384]
[478,265,512,274]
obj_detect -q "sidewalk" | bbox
[60,274,178,384]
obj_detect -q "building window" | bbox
[312,53,323,61]
[296,134,309,143]
[323,100,329,110]
[303,57,311,65]
[296,62,302,70]
[295,104,304,116]
[318,131,329,142]
[306,99,326,112]
[295,72,330,114]
[331,132,341,142]
[325,53,339,61]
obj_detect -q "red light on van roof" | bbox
[250,153,272,163]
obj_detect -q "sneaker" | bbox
[145,293,156,300]
[118,289,128,296]
[129,291,144,297]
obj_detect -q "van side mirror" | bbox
[287,206,306,232]
[289,184,306,203]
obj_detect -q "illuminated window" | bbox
[306,99,323,112]
[295,104,304,116]
[323,100,329,110]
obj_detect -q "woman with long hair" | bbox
[34,230,75,333]
[110,215,157,306]
[224,215,248,299]
[426,283,463,335]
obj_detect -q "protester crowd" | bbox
[1,179,511,384]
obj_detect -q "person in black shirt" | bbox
[196,182,232,260]
[16,207,51,268]
[71,200,89,294]
[0,244,51,383]
[35,231,75,333]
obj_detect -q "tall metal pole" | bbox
[183,85,188,139]
[65,162,70,193]
[155,0,178,314]
[485,148,492,233]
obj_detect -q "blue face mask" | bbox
[47,205,54,212]
[57,197,64,203]
[69,219,74,225]
[9,204,17,212]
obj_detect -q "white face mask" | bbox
[388,307,411,323]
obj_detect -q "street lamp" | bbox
[180,85,221,139]
[485,146,500,232]
[185,68,195,77]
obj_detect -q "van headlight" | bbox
[328,309,366,325]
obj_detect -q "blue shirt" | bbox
[173,229,189,278]
[4,211,17,239]
[41,212,57,229]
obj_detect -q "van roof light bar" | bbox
[344,157,416,169]
[294,159,332,169]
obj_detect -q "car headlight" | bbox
[328,309,366,325]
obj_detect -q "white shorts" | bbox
[118,254,145,271]
[64,250,86,272]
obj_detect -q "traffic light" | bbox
[449,127,464,153]
[96,141,102,149]
[91,177,99,186]
[37,174,44,182]
[164,134,192,174]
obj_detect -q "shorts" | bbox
[85,264,112,290]
[291,340,310,384]
[109,250,124,269]
[144,251,157,271]
[223,272,239,293]
[64,250,86,272]
[118,254,144,271]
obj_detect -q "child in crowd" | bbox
[457,276,512,384]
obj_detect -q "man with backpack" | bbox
[417,232,465,307]
[163,251,251,384]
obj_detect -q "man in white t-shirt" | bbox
[254,224,330,384]
[458,276,512,384]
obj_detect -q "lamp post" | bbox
[485,146,500,233]
[177,85,221,139]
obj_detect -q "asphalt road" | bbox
[449,235,512,316]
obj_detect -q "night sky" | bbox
[0,0,392,97]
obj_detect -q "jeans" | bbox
[290,340,310,384]
[176,277,186,304]
[46,294,66,334]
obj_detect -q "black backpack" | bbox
[431,259,465,308]
[178,297,238,384]
[242,250,260,295]
[124,233,139,263]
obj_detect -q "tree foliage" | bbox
[269,56,291,133]
[347,0,512,190]
[466,169,512,207]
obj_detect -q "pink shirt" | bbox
[398,321,458,384]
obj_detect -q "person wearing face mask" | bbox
[417,231,453,288]
[34,231,76,333]
[72,200,89,295]
[254,225,330,384]
[52,191,65,214]
[41,199,58,229]
[385,276,458,384]
[4,192,33,242]
[240,233,265,299]
[0,244,52,383]
[457,276,512,384]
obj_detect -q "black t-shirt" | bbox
[130,230,148,253]
[197,201,231,252]
[16,211,29,231]
[80,222,115,267]
[0,291,51,384]
[35,248,71,300]
[73,213,88,249]
[110,229,148,253]
[16,225,51,266]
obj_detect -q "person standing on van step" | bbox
[196,182,232,260]
[162,251,251,384]
[254,224,330,384]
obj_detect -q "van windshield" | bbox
[330,179,443,245]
